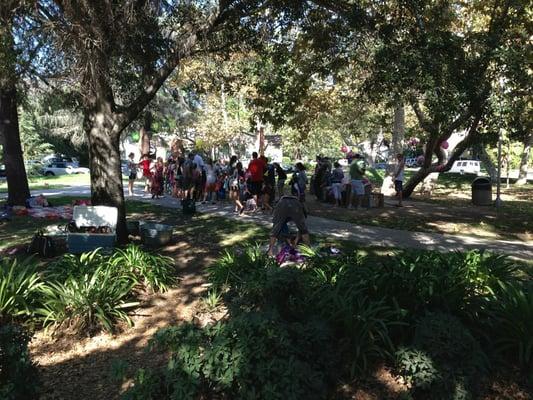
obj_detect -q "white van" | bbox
[448,160,481,175]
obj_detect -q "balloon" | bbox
[341,145,348,153]
[441,141,449,149]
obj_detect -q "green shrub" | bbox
[484,282,533,367]
[124,311,335,400]
[108,244,176,292]
[0,323,39,400]
[0,257,43,322]
[395,347,440,390]
[46,249,106,282]
[397,313,486,400]
[39,265,139,333]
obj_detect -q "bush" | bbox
[396,313,487,400]
[483,282,533,367]
[0,257,43,322]
[108,244,176,292]
[126,246,530,398]
[0,323,39,400]
[39,264,139,333]
[124,312,335,400]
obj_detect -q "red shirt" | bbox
[248,158,265,182]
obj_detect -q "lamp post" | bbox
[495,129,503,208]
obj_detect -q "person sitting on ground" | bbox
[268,195,310,257]
[348,154,365,209]
[394,153,405,207]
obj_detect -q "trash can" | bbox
[471,177,492,206]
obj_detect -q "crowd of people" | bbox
[126,151,310,214]
[310,153,404,208]
[126,150,406,257]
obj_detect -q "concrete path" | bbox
[5,186,533,260]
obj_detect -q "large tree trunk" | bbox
[474,143,497,182]
[85,111,128,244]
[139,112,153,157]
[0,84,30,206]
[391,104,405,160]
[516,132,532,185]
[403,115,483,198]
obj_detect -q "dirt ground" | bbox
[30,238,214,400]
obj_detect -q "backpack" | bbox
[181,198,196,215]
[27,231,56,258]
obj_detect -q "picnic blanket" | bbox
[27,205,73,220]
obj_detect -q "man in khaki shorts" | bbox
[267,195,310,256]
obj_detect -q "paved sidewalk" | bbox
[143,196,533,261]
[7,187,532,260]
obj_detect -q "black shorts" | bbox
[129,172,136,180]
[249,181,263,196]
[394,180,403,192]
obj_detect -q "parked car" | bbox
[405,157,420,168]
[42,154,79,168]
[448,160,481,175]
[41,162,89,176]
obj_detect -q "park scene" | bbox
[0,1,532,399]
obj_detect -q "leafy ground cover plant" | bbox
[124,311,336,400]
[0,245,177,334]
[0,323,39,400]
[38,264,140,334]
[0,257,43,322]
[108,244,176,292]
[124,246,531,399]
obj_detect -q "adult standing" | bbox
[348,154,365,209]
[151,157,164,199]
[273,162,287,198]
[230,161,245,213]
[331,161,344,206]
[203,159,218,204]
[247,151,265,205]
[262,157,275,209]
[394,153,405,207]
[127,152,138,196]
[139,154,152,193]
[291,162,307,202]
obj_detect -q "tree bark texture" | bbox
[139,112,153,157]
[474,143,497,182]
[391,104,405,159]
[517,131,532,185]
[403,113,482,198]
[85,110,128,243]
[0,84,30,205]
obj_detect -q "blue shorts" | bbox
[351,180,364,195]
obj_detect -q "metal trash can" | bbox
[471,177,492,206]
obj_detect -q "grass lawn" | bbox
[307,170,533,242]
[0,173,91,192]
